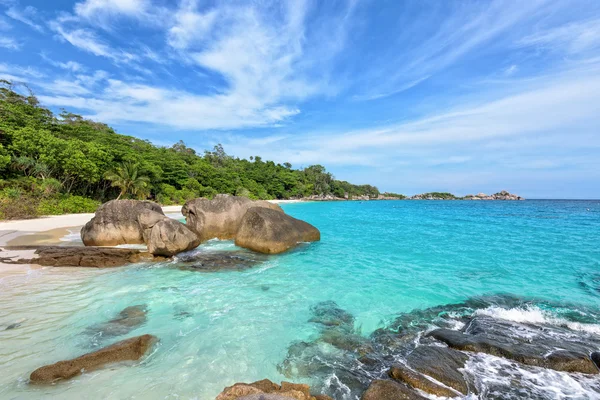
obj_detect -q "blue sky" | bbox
[1,0,599,198]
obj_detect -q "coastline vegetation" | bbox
[0,81,390,220]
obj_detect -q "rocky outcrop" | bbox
[235,207,320,254]
[182,194,283,242]
[428,315,599,374]
[81,200,164,246]
[464,190,523,200]
[29,334,157,384]
[216,379,332,400]
[361,380,426,400]
[7,246,163,267]
[390,346,469,396]
[139,210,200,256]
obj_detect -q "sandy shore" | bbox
[0,205,183,280]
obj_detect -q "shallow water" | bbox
[1,200,599,399]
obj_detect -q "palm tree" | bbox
[105,162,150,200]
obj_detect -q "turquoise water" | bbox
[1,200,600,399]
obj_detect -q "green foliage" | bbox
[37,195,100,215]
[0,81,381,219]
[105,162,151,200]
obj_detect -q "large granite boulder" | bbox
[81,200,164,246]
[182,194,283,242]
[138,210,200,256]
[30,334,157,384]
[235,207,320,254]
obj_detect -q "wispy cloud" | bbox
[519,18,600,54]
[0,34,18,49]
[5,5,44,32]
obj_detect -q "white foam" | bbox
[474,306,600,335]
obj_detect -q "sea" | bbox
[1,200,599,399]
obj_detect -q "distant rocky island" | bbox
[305,190,523,201]
[410,190,523,200]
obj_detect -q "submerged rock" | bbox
[175,250,267,272]
[30,334,157,384]
[216,379,331,400]
[13,246,164,268]
[361,379,426,400]
[182,194,283,242]
[81,200,163,246]
[309,301,355,329]
[235,207,320,254]
[87,305,148,339]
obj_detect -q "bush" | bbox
[37,195,99,215]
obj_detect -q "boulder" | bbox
[81,200,164,246]
[139,210,200,256]
[361,380,426,400]
[30,334,157,384]
[216,379,331,400]
[11,246,162,268]
[235,207,320,254]
[182,194,283,242]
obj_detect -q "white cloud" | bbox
[167,0,217,50]
[5,5,44,32]
[0,35,18,49]
[74,0,148,19]
[519,18,600,54]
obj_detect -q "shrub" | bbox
[37,195,99,215]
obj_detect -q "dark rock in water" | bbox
[176,250,266,272]
[309,301,355,330]
[261,285,270,291]
[215,379,330,400]
[10,246,166,268]
[88,305,148,339]
[5,322,22,330]
[591,352,600,370]
[361,380,427,400]
[389,364,459,398]
[429,315,600,374]
[405,346,469,395]
[319,329,373,356]
[29,334,157,384]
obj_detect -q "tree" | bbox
[105,162,150,200]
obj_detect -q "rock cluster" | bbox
[82,200,200,256]
[30,334,157,384]
[183,194,319,254]
[277,295,600,399]
[216,379,331,400]
[80,195,319,256]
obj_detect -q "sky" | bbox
[1,0,599,198]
